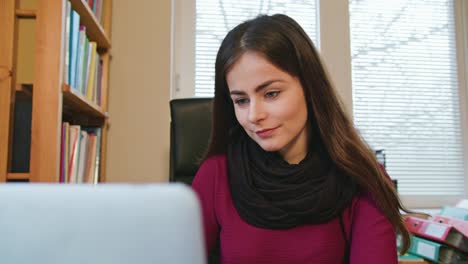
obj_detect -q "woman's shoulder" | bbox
[202,154,227,164]
[198,154,228,173]
[350,191,378,210]
[346,191,390,226]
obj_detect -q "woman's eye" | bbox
[234,98,249,105]
[265,91,279,99]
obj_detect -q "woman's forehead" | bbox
[226,51,292,92]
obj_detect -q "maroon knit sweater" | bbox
[192,155,397,264]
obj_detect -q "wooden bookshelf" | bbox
[1,0,112,183]
[0,0,16,183]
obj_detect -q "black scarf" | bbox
[227,127,359,229]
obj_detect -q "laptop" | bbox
[0,183,206,264]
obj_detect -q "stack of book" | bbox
[60,122,102,184]
[63,0,104,106]
[402,204,468,263]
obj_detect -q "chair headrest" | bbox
[170,98,213,183]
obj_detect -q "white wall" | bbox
[319,0,353,117]
[106,0,172,182]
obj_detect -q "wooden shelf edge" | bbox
[69,0,111,49]
[15,83,33,96]
[62,84,106,119]
[7,173,30,180]
[15,9,37,19]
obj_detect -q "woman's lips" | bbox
[255,126,279,138]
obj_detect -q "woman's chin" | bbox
[256,142,281,152]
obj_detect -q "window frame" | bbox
[456,0,468,207]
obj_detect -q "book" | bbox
[69,10,80,89]
[75,26,86,92]
[86,42,97,100]
[92,0,98,14]
[63,1,71,85]
[96,58,103,105]
[407,235,468,263]
[81,36,90,94]
[93,128,102,183]
[85,133,97,183]
[96,0,103,23]
[63,122,70,183]
[432,215,468,238]
[60,123,67,183]
[76,131,88,183]
[93,55,99,103]
[82,127,101,183]
[405,216,468,252]
[67,125,81,183]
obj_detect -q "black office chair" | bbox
[170,98,220,264]
[169,98,213,184]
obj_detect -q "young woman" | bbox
[192,14,410,264]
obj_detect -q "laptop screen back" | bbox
[0,183,206,264]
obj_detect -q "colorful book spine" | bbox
[93,128,102,183]
[96,0,103,23]
[432,215,468,238]
[75,26,86,92]
[86,42,97,101]
[63,1,71,85]
[407,236,441,262]
[67,125,80,183]
[96,59,103,105]
[76,131,88,183]
[63,122,70,183]
[60,122,68,183]
[93,55,99,103]
[69,10,80,89]
[80,127,102,183]
[81,36,90,94]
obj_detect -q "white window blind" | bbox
[349,0,464,195]
[195,0,319,97]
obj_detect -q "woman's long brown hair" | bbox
[206,14,411,253]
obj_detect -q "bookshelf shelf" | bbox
[15,9,37,18]
[7,173,30,181]
[62,84,107,122]
[69,0,110,49]
[15,83,33,97]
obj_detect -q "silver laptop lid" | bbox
[0,183,206,264]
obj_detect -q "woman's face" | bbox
[226,51,309,164]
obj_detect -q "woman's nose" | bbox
[248,101,267,123]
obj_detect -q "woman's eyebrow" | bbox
[230,79,282,95]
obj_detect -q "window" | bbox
[349,0,467,207]
[172,0,319,98]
